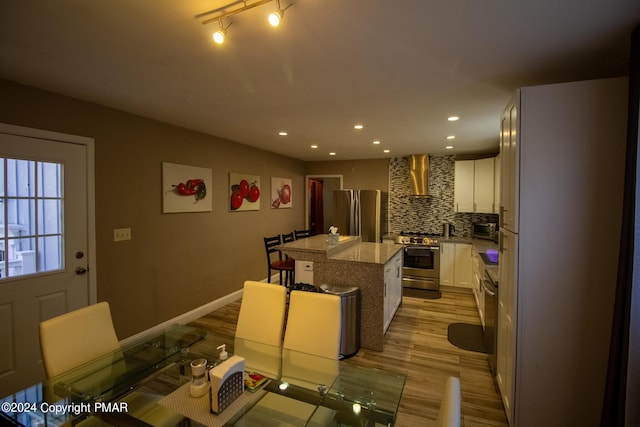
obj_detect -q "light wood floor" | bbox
[190,290,508,427]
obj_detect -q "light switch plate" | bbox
[113,228,131,242]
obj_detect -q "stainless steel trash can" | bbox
[320,284,360,359]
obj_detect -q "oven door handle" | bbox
[404,246,439,256]
[482,279,496,297]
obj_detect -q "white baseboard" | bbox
[120,289,244,347]
[120,277,283,346]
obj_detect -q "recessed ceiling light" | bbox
[310,144,318,149]
[448,116,459,121]
[446,145,454,150]
[383,149,390,153]
[372,140,381,145]
[447,135,455,140]
[329,152,337,156]
[278,131,288,136]
[354,124,364,130]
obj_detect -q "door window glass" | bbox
[0,158,63,279]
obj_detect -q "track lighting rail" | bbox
[198,0,277,26]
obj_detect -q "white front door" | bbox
[0,124,95,396]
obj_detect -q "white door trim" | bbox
[0,123,97,304]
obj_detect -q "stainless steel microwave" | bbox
[472,222,498,241]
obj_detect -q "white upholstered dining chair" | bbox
[235,280,288,346]
[436,376,462,427]
[280,290,341,425]
[283,290,342,359]
[234,280,287,378]
[39,301,120,378]
[39,302,184,426]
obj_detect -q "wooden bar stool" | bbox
[280,232,296,286]
[294,228,313,239]
[281,232,295,245]
[264,235,294,287]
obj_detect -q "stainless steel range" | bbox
[395,232,440,290]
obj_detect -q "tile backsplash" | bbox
[389,155,498,237]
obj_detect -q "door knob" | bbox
[76,267,88,275]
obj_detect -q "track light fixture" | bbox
[197,0,294,44]
[268,0,292,27]
[268,9,283,27]
[212,20,232,44]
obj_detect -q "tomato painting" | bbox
[229,173,261,211]
[247,184,260,202]
[230,190,243,210]
[239,179,250,198]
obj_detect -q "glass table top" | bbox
[1,325,406,426]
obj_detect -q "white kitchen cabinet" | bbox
[454,160,474,212]
[471,248,485,327]
[455,158,496,213]
[440,243,472,289]
[497,230,516,423]
[499,103,518,231]
[383,250,402,333]
[294,260,314,284]
[454,244,472,288]
[497,78,627,427]
[493,154,501,214]
[474,157,495,213]
[439,243,454,286]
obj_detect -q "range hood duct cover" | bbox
[409,154,430,197]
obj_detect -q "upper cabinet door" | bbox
[455,158,497,213]
[454,160,474,212]
[500,94,519,232]
[473,157,495,213]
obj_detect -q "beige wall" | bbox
[0,79,306,338]
[306,159,390,191]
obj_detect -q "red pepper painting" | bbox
[162,162,212,213]
[173,178,206,201]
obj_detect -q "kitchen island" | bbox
[278,234,403,352]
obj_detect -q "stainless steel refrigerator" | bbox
[332,190,388,242]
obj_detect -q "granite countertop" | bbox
[328,242,403,265]
[469,238,499,253]
[278,234,361,256]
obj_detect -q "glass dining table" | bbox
[0,325,405,426]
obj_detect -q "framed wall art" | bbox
[271,177,292,209]
[162,162,212,213]
[229,173,261,211]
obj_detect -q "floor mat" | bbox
[447,323,487,353]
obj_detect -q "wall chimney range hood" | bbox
[409,154,430,197]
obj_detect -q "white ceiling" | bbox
[1,1,639,161]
